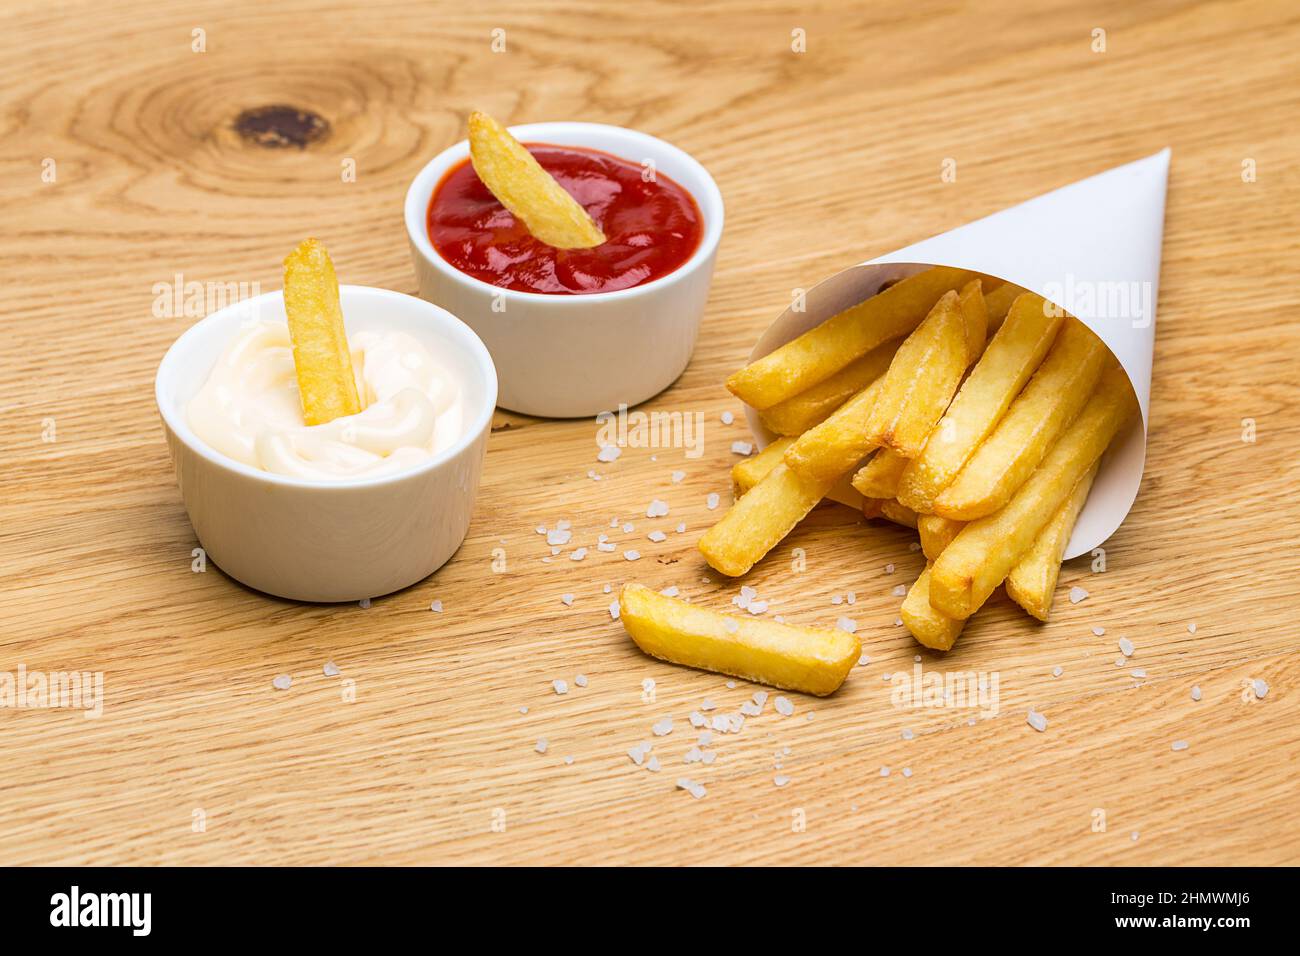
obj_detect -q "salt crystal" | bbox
[836,616,857,634]
[676,778,706,799]
[1069,586,1089,604]
[519,706,528,714]
[647,530,667,543]
[706,493,720,510]
[689,712,706,728]
[1187,622,1197,634]
[546,528,571,546]
[748,601,769,615]
[570,548,588,561]
[429,599,443,613]
[535,525,547,535]
[597,445,621,462]
[880,767,890,777]
[646,756,661,772]
[1171,740,1190,752]
[702,752,716,764]
[535,739,548,754]
[1027,709,1048,732]
[1131,668,1147,679]
[322,662,340,677]
[885,563,895,574]
[901,728,914,741]
[272,675,291,691]
[902,767,913,778]
[721,411,734,425]
[730,441,753,456]
[660,585,680,598]
[647,499,670,518]
[1253,678,1269,699]
[857,653,870,667]
[675,522,687,534]
[1118,637,1134,657]
[574,674,588,688]
[846,591,857,605]
[1191,685,1202,701]
[652,717,673,736]
[891,584,907,597]
[774,696,794,717]
[700,698,717,711]
[560,593,575,607]
[698,731,714,745]
[359,598,371,609]
[671,470,686,484]
[624,550,641,561]
[831,594,843,605]
[603,583,612,593]
[1092,625,1105,636]
[1052,666,1063,677]
[609,600,620,620]
[622,523,634,533]
[553,679,568,695]
[773,774,790,787]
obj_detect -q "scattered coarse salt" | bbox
[429,599,443,613]
[748,600,769,615]
[652,717,674,736]
[1131,668,1147,679]
[676,778,706,799]
[683,746,704,764]
[570,547,588,561]
[908,542,921,552]
[857,653,870,667]
[609,600,621,620]
[272,674,291,691]
[1190,685,1202,701]
[535,525,547,535]
[846,591,857,605]
[647,530,667,543]
[901,728,914,741]
[698,731,714,745]
[1052,666,1064,678]
[1069,586,1089,604]
[700,698,717,711]
[660,585,680,598]
[1253,678,1269,699]
[603,583,612,594]
[322,662,340,678]
[891,584,907,597]
[902,767,913,778]
[774,696,795,717]
[556,519,571,531]
[1092,625,1106,636]
[587,469,601,481]
[1171,740,1190,752]
[880,766,890,777]
[1118,637,1134,657]
[574,674,588,688]
[553,679,569,695]
[675,522,687,534]
[597,445,621,462]
[894,618,903,627]
[597,536,616,553]
[885,563,895,574]
[671,470,686,484]
[647,499,670,518]
[359,598,371,609]
[836,616,858,634]
[882,672,892,681]
[730,441,753,456]
[645,756,661,772]
[702,751,716,764]
[546,528,571,546]
[913,654,922,663]
[535,739,548,754]
[622,522,634,534]
[831,594,843,605]
[706,492,720,510]
[519,706,528,714]
[1187,622,1197,634]
[560,593,575,607]
[721,410,734,425]
[624,550,641,561]
[1027,709,1048,732]
[774,774,790,787]
[628,744,653,766]
[1115,657,1127,668]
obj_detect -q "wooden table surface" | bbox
[2,0,1298,866]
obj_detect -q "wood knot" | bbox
[234,105,329,149]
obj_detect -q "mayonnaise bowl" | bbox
[155,286,497,602]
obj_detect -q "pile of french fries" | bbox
[702,266,1138,652]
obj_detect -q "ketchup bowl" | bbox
[404,121,724,418]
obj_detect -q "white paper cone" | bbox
[744,150,1169,559]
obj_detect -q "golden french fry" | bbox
[1006,462,1099,621]
[732,437,793,498]
[862,290,967,457]
[282,239,362,426]
[983,281,1027,333]
[700,462,836,576]
[958,279,988,362]
[782,378,882,484]
[901,566,966,651]
[468,111,605,249]
[850,448,909,499]
[726,267,978,409]
[879,499,919,529]
[918,513,964,561]
[929,365,1137,619]
[895,292,1065,513]
[758,337,900,435]
[933,320,1111,521]
[618,583,860,696]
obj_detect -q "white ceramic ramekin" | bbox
[155,286,497,602]
[404,121,724,418]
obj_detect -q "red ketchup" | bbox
[428,145,703,295]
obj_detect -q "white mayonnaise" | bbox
[187,320,463,479]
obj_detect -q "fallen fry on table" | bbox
[468,110,606,249]
[863,290,967,457]
[933,320,1111,521]
[758,337,899,436]
[618,583,860,696]
[851,448,909,499]
[282,238,362,426]
[901,566,966,651]
[929,364,1137,619]
[895,291,1064,513]
[1005,462,1100,622]
[699,462,836,577]
[726,266,977,409]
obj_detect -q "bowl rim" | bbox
[404,120,725,304]
[154,284,499,490]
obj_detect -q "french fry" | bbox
[918,513,964,561]
[879,499,919,529]
[958,278,988,362]
[282,238,362,426]
[782,378,883,484]
[901,567,966,651]
[468,111,605,249]
[862,290,967,457]
[758,337,899,436]
[726,267,978,409]
[933,320,1111,521]
[1005,462,1099,621]
[618,583,860,696]
[699,462,836,576]
[850,448,909,499]
[895,292,1065,513]
[731,437,793,498]
[928,365,1137,619]
[983,281,1027,333]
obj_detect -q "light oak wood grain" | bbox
[1,0,1297,866]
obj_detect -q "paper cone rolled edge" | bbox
[744,145,1170,560]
